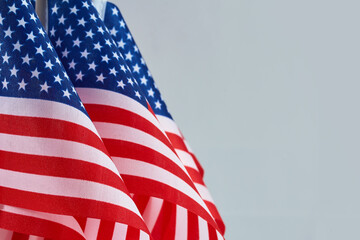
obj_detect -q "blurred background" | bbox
[113,0,360,239]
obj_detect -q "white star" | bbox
[10,66,18,77]
[13,41,22,51]
[73,38,81,47]
[127,33,132,40]
[49,26,56,36]
[2,52,10,64]
[119,20,125,28]
[54,74,62,84]
[45,59,53,69]
[51,4,58,14]
[94,42,102,51]
[141,58,145,65]
[110,27,117,36]
[85,29,94,38]
[147,70,152,77]
[134,46,139,52]
[101,55,110,63]
[105,39,111,46]
[117,39,125,48]
[47,42,53,51]
[27,31,36,42]
[88,61,96,70]
[98,26,104,34]
[109,67,117,76]
[70,6,78,14]
[0,14,3,25]
[83,1,89,8]
[90,13,97,21]
[36,46,45,56]
[22,0,29,7]
[9,3,17,14]
[68,59,76,69]
[63,89,71,99]
[3,52,10,63]
[76,71,84,81]
[78,18,85,26]
[18,17,26,28]
[65,26,73,35]
[133,64,140,73]
[29,13,37,22]
[147,88,154,97]
[31,68,40,79]
[113,52,119,60]
[55,37,62,47]
[18,79,27,90]
[62,48,69,58]
[154,100,161,109]
[38,27,45,36]
[40,81,51,93]
[22,54,31,65]
[80,49,89,58]
[117,80,125,89]
[96,73,105,83]
[59,15,65,24]
[127,78,134,86]
[120,65,127,72]
[135,91,141,99]
[2,78,9,89]
[4,27,14,38]
[55,57,61,64]
[140,76,148,85]
[112,7,118,16]
[125,52,133,61]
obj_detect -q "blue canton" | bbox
[0,0,85,113]
[47,0,148,108]
[103,2,173,119]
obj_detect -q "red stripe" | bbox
[85,104,174,151]
[125,226,139,239]
[151,201,174,240]
[205,201,226,235]
[166,133,188,152]
[11,232,28,240]
[0,114,108,157]
[0,186,149,234]
[208,222,218,240]
[103,139,196,188]
[132,195,150,215]
[0,150,126,192]
[186,168,205,185]
[121,175,219,232]
[187,212,199,240]
[0,210,85,240]
[97,220,115,240]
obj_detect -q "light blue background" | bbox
[113,1,360,239]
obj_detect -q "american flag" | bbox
[101,1,226,238]
[0,0,149,239]
[47,0,223,239]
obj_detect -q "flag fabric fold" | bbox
[100,1,226,237]
[46,0,223,239]
[0,0,149,239]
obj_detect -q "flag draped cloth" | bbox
[0,0,225,239]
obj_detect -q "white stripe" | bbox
[156,115,181,136]
[0,132,119,175]
[84,218,100,240]
[0,168,142,218]
[1,205,85,238]
[76,88,165,135]
[198,217,209,240]
[112,222,127,240]
[174,205,188,240]
[113,157,211,216]
[0,228,12,240]
[216,230,224,240]
[28,236,44,240]
[0,96,99,138]
[176,149,199,171]
[142,197,163,232]
[139,230,150,240]
[94,122,188,173]
[195,184,215,203]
